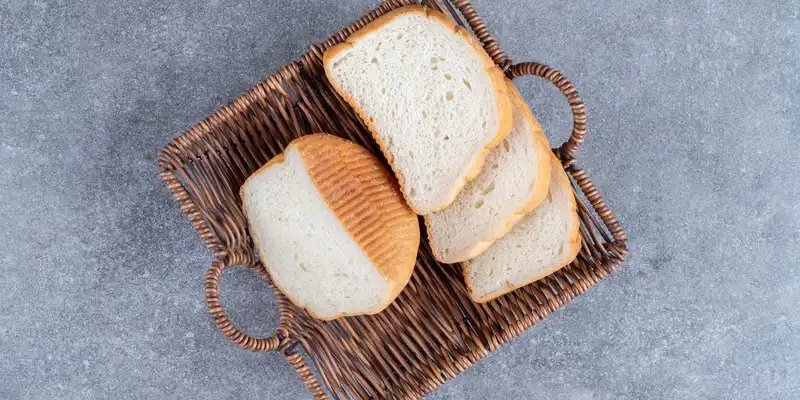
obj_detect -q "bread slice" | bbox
[240,134,420,320]
[464,153,581,303]
[323,5,513,214]
[424,82,552,264]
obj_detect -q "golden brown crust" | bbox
[424,81,552,264]
[464,153,582,303]
[294,134,420,293]
[242,134,419,320]
[323,5,514,215]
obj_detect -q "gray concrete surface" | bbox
[1,0,798,398]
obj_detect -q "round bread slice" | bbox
[323,5,513,214]
[424,81,552,264]
[463,153,581,303]
[240,134,420,320]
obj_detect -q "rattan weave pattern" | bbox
[157,1,628,398]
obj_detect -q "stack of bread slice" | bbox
[241,5,582,320]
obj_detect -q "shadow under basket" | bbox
[157,1,628,398]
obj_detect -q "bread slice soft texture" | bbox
[240,134,420,320]
[424,82,552,264]
[323,5,513,215]
[464,153,581,303]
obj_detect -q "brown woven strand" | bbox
[284,346,330,399]
[157,1,628,399]
[569,165,628,245]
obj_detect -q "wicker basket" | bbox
[157,1,628,398]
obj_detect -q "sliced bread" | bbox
[323,5,513,214]
[464,153,581,303]
[424,82,552,264]
[240,134,420,320]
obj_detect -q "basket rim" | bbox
[157,1,628,398]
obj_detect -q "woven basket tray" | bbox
[157,1,628,398]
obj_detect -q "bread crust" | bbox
[323,5,514,215]
[424,81,552,264]
[241,134,420,320]
[463,153,582,303]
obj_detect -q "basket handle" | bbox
[204,257,285,352]
[508,62,587,158]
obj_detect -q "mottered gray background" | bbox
[1,0,798,399]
